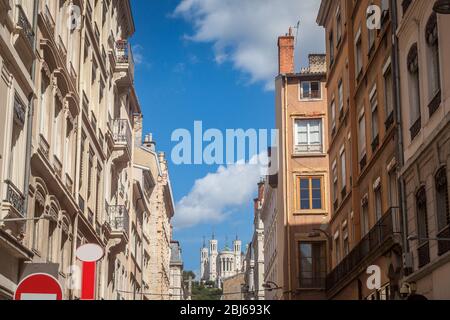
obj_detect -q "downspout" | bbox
[23,0,39,218]
[390,0,409,257]
[283,75,292,300]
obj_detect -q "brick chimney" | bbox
[278,28,295,74]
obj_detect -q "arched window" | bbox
[59,216,72,274]
[435,167,450,255]
[32,201,44,252]
[416,187,430,268]
[416,187,429,242]
[425,12,441,115]
[407,44,421,140]
[436,167,449,229]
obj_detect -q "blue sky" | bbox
[130,0,324,275]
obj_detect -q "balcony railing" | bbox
[53,155,62,179]
[43,4,55,34]
[4,180,25,217]
[326,207,401,291]
[16,4,34,48]
[112,119,132,149]
[114,40,134,81]
[39,134,50,159]
[108,205,129,236]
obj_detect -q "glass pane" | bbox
[301,200,311,210]
[301,258,313,272]
[302,82,310,97]
[301,190,310,200]
[312,178,321,189]
[300,243,312,258]
[300,179,310,189]
[312,199,322,210]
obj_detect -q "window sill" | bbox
[293,210,327,216]
[292,153,327,158]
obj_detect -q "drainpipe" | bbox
[23,0,39,219]
[390,0,409,257]
[282,75,292,300]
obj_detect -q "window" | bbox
[361,201,369,236]
[368,24,375,54]
[355,28,363,78]
[388,169,398,209]
[338,80,344,113]
[332,160,338,207]
[407,44,421,140]
[40,72,50,138]
[32,202,44,252]
[416,187,429,245]
[343,224,350,256]
[298,177,323,211]
[329,31,334,65]
[358,113,366,160]
[300,81,321,100]
[294,119,323,153]
[334,234,341,264]
[336,8,342,45]
[374,184,382,222]
[47,219,57,262]
[53,100,63,160]
[370,87,379,148]
[436,167,449,231]
[383,62,394,124]
[299,242,326,288]
[331,99,336,134]
[425,13,441,115]
[340,147,347,192]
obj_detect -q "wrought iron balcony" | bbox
[111,119,132,150]
[16,4,34,48]
[113,40,134,84]
[326,207,401,291]
[108,205,129,237]
[38,134,50,160]
[4,180,25,217]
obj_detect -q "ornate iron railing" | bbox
[108,205,129,236]
[16,4,34,48]
[5,180,25,216]
[112,119,132,149]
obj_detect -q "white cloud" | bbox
[173,0,324,90]
[173,155,265,229]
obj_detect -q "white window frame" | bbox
[299,81,322,101]
[294,118,324,154]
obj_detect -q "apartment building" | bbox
[318,0,403,300]
[275,30,330,300]
[0,0,176,300]
[243,181,265,300]
[0,0,36,300]
[260,173,279,300]
[396,0,450,299]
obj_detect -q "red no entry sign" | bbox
[14,273,63,300]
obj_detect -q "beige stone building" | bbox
[274,30,330,300]
[0,0,176,300]
[396,0,450,300]
[259,170,279,300]
[222,272,245,300]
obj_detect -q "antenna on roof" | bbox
[294,20,300,47]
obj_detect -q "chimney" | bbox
[143,133,156,151]
[278,27,295,74]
